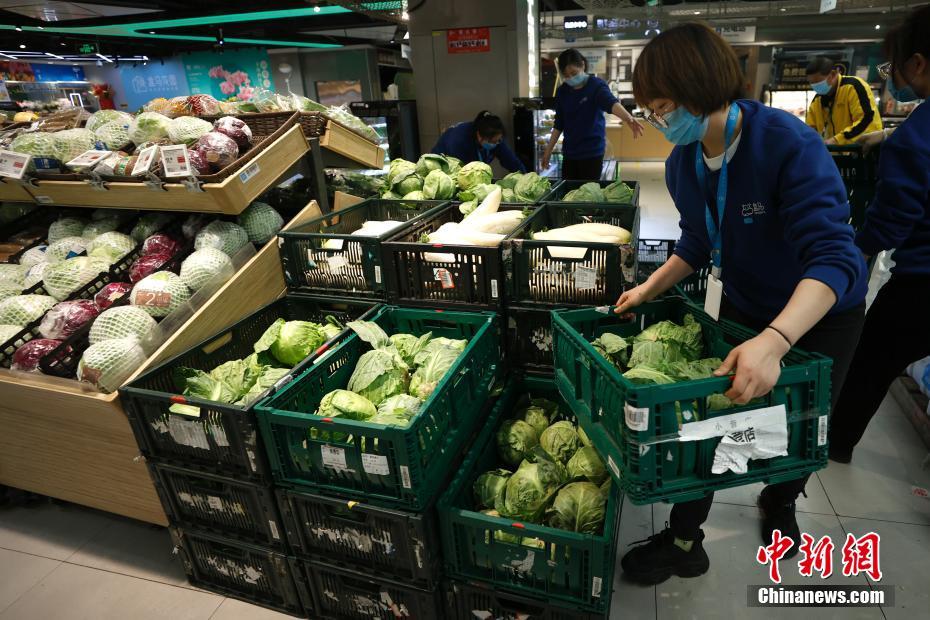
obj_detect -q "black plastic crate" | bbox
[278,198,448,299]
[151,463,286,550]
[636,239,675,284]
[382,203,531,310]
[170,527,308,617]
[446,580,606,620]
[505,305,556,375]
[293,558,443,620]
[121,295,378,482]
[505,202,640,307]
[276,488,442,588]
[544,179,640,207]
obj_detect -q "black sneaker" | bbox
[828,445,853,464]
[621,526,710,585]
[757,486,801,559]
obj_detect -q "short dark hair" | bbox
[473,111,505,140]
[883,4,930,69]
[632,23,744,115]
[805,56,837,76]
[557,48,587,73]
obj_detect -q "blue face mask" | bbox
[657,106,710,145]
[887,75,919,102]
[480,141,495,152]
[565,72,588,87]
[811,79,832,95]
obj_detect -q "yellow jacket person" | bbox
[805,56,883,145]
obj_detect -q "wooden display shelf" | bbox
[21,125,309,215]
[0,201,322,525]
[318,119,385,169]
[0,178,35,202]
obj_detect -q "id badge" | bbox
[704,270,723,321]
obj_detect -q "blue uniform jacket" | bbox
[431,121,525,172]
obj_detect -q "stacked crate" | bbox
[255,305,501,618]
[121,296,378,617]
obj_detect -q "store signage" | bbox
[0,150,31,180]
[446,28,490,54]
[78,43,97,54]
[584,48,608,74]
[715,25,756,43]
[820,0,837,13]
[564,16,589,30]
[159,145,193,178]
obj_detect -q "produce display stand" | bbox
[0,200,323,525]
[0,178,35,202]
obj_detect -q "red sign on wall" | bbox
[447,28,491,54]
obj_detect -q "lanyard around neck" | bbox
[695,102,740,275]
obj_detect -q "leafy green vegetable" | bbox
[393,171,423,196]
[316,388,377,420]
[386,159,417,187]
[422,169,456,200]
[456,161,492,191]
[403,190,426,201]
[474,468,512,509]
[519,398,558,435]
[547,481,607,534]
[496,452,567,521]
[416,153,456,177]
[457,182,496,203]
[497,172,523,191]
[577,424,592,448]
[539,421,580,464]
[413,337,466,366]
[513,172,552,202]
[501,188,517,203]
[634,314,703,360]
[602,180,635,203]
[389,332,432,366]
[591,332,629,370]
[496,419,540,467]
[255,318,335,367]
[458,200,477,217]
[622,366,676,385]
[567,446,608,485]
[628,339,685,369]
[347,348,409,406]
[368,411,412,427]
[376,394,421,420]
[236,366,290,407]
[663,357,723,381]
[562,182,605,203]
[347,320,391,349]
[409,344,460,400]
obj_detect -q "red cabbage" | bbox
[39,300,100,340]
[94,282,133,310]
[142,234,181,257]
[12,338,68,373]
[130,252,173,283]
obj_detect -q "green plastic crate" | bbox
[255,305,501,510]
[505,202,640,307]
[438,375,621,614]
[552,299,832,505]
[278,198,449,298]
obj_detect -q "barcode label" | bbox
[607,455,620,478]
[400,465,411,489]
[490,278,498,298]
[433,268,454,289]
[818,415,828,446]
[574,265,597,290]
[35,195,53,204]
[238,162,260,183]
[269,520,280,540]
[207,496,223,511]
[374,265,382,284]
[624,403,649,432]
[592,576,603,598]
[321,445,348,471]
[361,453,390,476]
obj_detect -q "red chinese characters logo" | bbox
[757,531,882,583]
[798,534,835,579]
[756,529,795,584]
[841,532,882,581]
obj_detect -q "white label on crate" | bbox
[159,144,192,178]
[325,239,345,251]
[168,416,210,450]
[592,576,603,598]
[269,520,281,540]
[679,405,786,441]
[176,492,195,506]
[328,254,348,274]
[207,496,224,511]
[490,278,499,299]
[132,145,159,176]
[399,465,412,489]
[361,453,390,476]
[573,265,597,290]
[433,268,454,289]
[0,150,32,179]
[624,403,649,432]
[607,455,620,479]
[374,265,382,284]
[238,162,260,184]
[210,422,230,447]
[321,444,348,471]
[35,195,53,204]
[818,415,828,446]
[66,149,112,170]
[247,449,259,473]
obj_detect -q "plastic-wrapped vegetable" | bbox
[165,96,191,119]
[142,98,171,115]
[87,231,135,264]
[194,221,248,256]
[325,104,380,143]
[12,338,66,373]
[78,337,147,393]
[0,263,27,289]
[179,248,233,291]
[39,299,100,339]
[23,262,48,288]
[94,121,132,151]
[95,153,137,177]
[167,116,214,146]
[81,217,121,240]
[0,324,22,342]
[212,116,253,149]
[186,94,222,116]
[48,217,88,244]
[0,295,57,326]
[43,256,111,300]
[94,282,133,310]
[130,271,191,318]
[129,252,173,284]
[52,128,97,164]
[188,149,211,176]
[18,245,48,269]
[192,132,239,172]
[236,202,283,244]
[46,236,88,262]
[86,110,133,133]
[129,112,171,145]
[131,213,173,243]
[10,132,58,168]
[142,234,181,257]
[89,306,156,344]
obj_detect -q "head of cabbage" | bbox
[393,171,424,197]
[567,445,608,485]
[52,128,97,164]
[496,419,539,467]
[562,182,606,203]
[346,348,409,406]
[457,182,497,204]
[415,153,454,177]
[513,172,552,202]
[129,112,171,145]
[316,388,377,421]
[456,161,492,191]
[519,398,558,435]
[422,169,455,200]
[473,468,512,510]
[254,318,335,367]
[386,159,417,187]
[376,393,421,421]
[497,455,567,521]
[546,481,607,534]
[539,421,581,464]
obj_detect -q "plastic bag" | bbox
[39,299,100,339]
[186,94,222,117]
[192,132,239,172]
[325,104,380,143]
[142,234,181,257]
[213,117,253,149]
[12,338,67,373]
[129,252,173,283]
[94,282,133,310]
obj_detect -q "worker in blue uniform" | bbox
[612,23,868,585]
[431,111,525,173]
[830,5,930,463]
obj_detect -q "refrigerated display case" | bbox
[513,97,560,176]
[349,100,419,166]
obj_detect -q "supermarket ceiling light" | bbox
[0,6,408,49]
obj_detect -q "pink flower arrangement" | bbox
[208,65,224,79]
[219,80,236,95]
[237,86,254,101]
[209,65,254,100]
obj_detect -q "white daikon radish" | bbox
[461,210,525,235]
[532,229,622,244]
[425,222,505,262]
[463,186,502,221]
[555,222,632,241]
[352,220,405,236]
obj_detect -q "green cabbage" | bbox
[473,468,512,509]
[422,169,455,200]
[89,306,157,344]
[546,481,606,534]
[513,172,552,202]
[393,171,423,197]
[82,217,121,240]
[497,172,523,190]
[496,419,539,467]
[456,161,492,191]
[131,213,173,242]
[94,121,132,151]
[129,112,171,145]
[376,394,421,420]
[458,200,477,217]
[562,182,605,203]
[457,182,496,203]
[501,188,517,203]
[409,344,460,400]
[623,366,676,385]
[194,221,249,256]
[42,257,111,300]
[497,455,567,521]
[416,154,455,177]
[591,332,629,371]
[577,424,592,448]
[86,110,133,133]
[634,314,704,360]
[567,446,608,485]
[52,128,97,164]
[402,190,425,201]
[254,318,330,367]
[347,348,409,406]
[602,180,635,203]
[518,398,558,435]
[389,333,431,367]
[167,116,214,145]
[237,202,284,244]
[0,295,56,326]
[316,388,377,420]
[78,338,147,393]
[539,421,580,464]
[9,132,57,170]
[179,248,234,292]
[130,271,191,318]
[87,232,135,264]
[386,159,417,187]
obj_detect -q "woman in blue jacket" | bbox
[541,48,644,180]
[431,111,525,173]
[613,23,867,584]
[829,6,930,462]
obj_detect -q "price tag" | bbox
[361,453,390,476]
[321,444,348,471]
[433,268,454,289]
[66,149,111,171]
[160,144,193,178]
[624,403,649,432]
[400,465,412,489]
[574,265,597,290]
[238,162,260,184]
[132,145,159,176]
[134,290,172,308]
[328,254,348,274]
[207,496,224,511]
[0,150,31,179]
